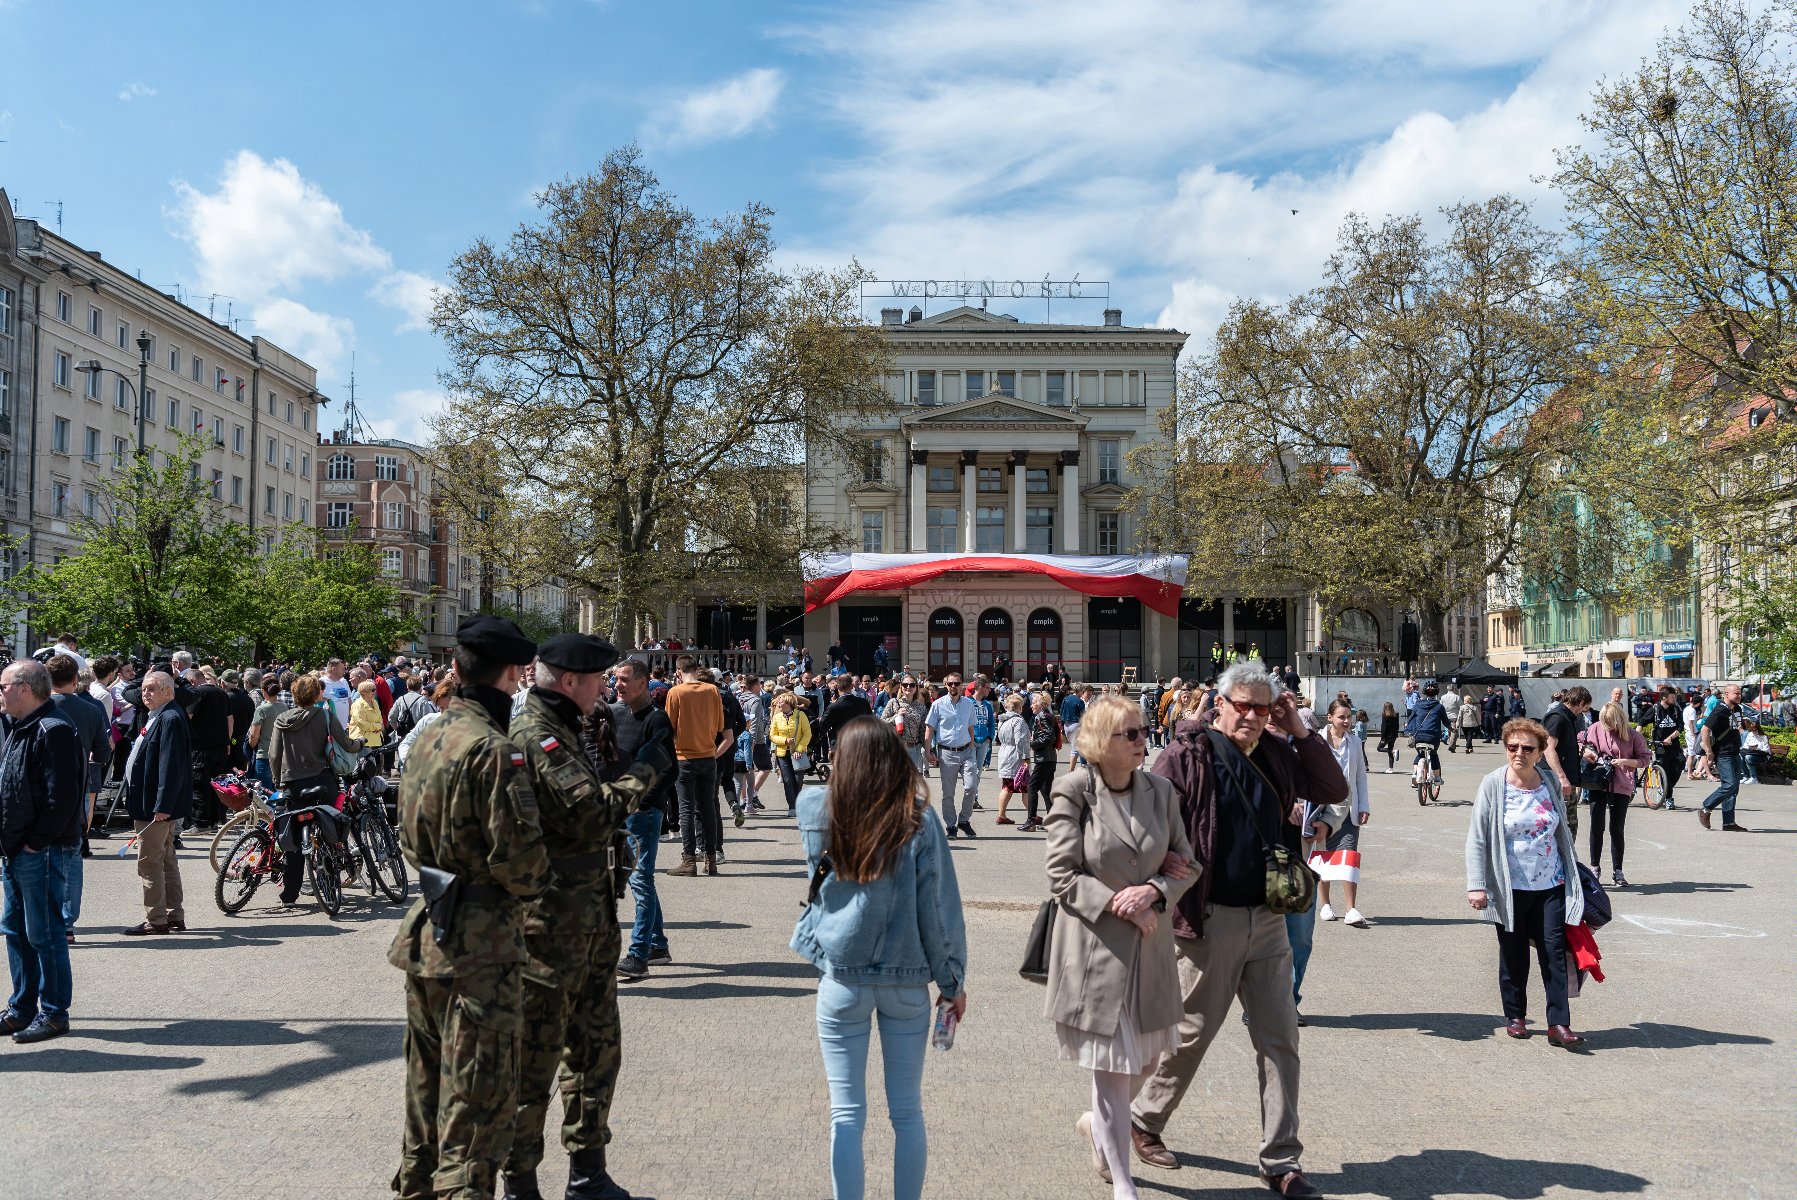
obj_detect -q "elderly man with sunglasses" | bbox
[1129,660,1347,1200]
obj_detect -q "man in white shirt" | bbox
[320,659,354,728]
[924,670,980,839]
[38,633,87,676]
[1440,687,1462,751]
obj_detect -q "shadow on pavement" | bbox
[628,981,813,1001]
[0,1047,206,1074]
[663,920,749,930]
[1141,1150,1650,1199]
[173,1018,403,1099]
[1622,880,1752,896]
[655,960,819,980]
[1298,1011,1500,1041]
[1348,916,1481,927]
[1587,1021,1772,1050]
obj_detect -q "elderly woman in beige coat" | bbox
[1044,693,1195,1198]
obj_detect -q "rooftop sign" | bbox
[864,278,1109,300]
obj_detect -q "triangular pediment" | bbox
[916,305,1020,326]
[904,394,1087,428]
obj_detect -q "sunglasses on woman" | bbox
[1504,742,1540,755]
[1111,726,1146,742]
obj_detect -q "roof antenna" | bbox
[44,199,63,233]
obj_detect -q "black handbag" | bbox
[1576,862,1612,929]
[1580,754,1615,792]
[1020,787,1090,984]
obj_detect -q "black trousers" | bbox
[1587,791,1630,871]
[777,754,802,811]
[677,758,721,858]
[1025,752,1056,821]
[191,747,230,826]
[1657,750,1683,801]
[1496,887,1569,1027]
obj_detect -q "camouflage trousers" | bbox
[394,963,523,1200]
[504,914,625,1175]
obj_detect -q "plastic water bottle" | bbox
[931,998,958,1052]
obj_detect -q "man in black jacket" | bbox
[0,658,86,1043]
[1542,685,1591,838]
[612,661,676,980]
[124,672,193,935]
[183,669,234,830]
[814,675,873,755]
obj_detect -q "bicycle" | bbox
[208,773,278,874]
[1637,757,1671,810]
[214,806,283,915]
[341,742,407,903]
[1411,739,1443,805]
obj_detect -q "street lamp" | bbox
[75,329,154,459]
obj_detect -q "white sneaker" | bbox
[1344,908,1369,927]
[1318,903,1337,922]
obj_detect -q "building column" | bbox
[755,601,768,650]
[1009,452,1027,551]
[1059,449,1081,553]
[960,451,978,551]
[1222,594,1236,657]
[909,448,928,552]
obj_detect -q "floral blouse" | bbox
[1502,778,1564,892]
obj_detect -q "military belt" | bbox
[551,851,611,875]
[460,882,510,903]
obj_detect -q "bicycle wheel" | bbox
[306,828,343,917]
[1426,777,1443,804]
[214,826,272,915]
[1642,762,1667,809]
[362,811,409,902]
[209,808,253,874]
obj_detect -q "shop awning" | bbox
[801,552,1189,617]
[1532,660,1581,678]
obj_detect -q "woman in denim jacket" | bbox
[791,717,968,1200]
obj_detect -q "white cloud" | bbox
[785,0,1682,344]
[251,298,357,374]
[117,81,157,102]
[366,387,448,444]
[370,270,443,333]
[650,67,785,146]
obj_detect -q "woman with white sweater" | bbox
[1465,716,1587,1049]
[1315,698,1371,926]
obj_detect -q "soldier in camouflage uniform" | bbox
[389,616,548,1200]
[501,634,671,1200]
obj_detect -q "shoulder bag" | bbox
[1206,730,1317,915]
[1020,776,1091,984]
[1578,728,1615,792]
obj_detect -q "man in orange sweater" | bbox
[664,655,731,876]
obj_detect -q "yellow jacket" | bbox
[349,696,384,744]
[770,710,811,757]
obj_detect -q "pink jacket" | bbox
[1579,722,1650,796]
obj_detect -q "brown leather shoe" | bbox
[1547,1025,1587,1049]
[1505,1018,1528,1039]
[1698,808,1712,829]
[666,855,698,877]
[704,853,719,876]
[1131,1123,1178,1168]
[1722,823,1750,832]
[123,921,170,936]
[1262,1168,1324,1198]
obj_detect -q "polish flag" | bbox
[800,552,1189,616]
[1308,849,1361,884]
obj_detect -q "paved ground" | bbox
[2,740,1791,1200]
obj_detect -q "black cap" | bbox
[536,632,619,674]
[456,615,537,665]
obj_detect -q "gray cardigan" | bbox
[1464,764,1585,932]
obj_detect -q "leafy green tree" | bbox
[428,145,894,646]
[239,525,418,665]
[475,597,577,647]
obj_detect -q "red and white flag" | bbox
[800,552,1189,617]
[1308,849,1361,884]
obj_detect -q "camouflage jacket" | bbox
[510,688,659,933]
[387,694,551,977]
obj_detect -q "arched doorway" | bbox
[976,608,1012,679]
[1026,607,1062,681]
[927,608,963,680]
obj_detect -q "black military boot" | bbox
[566,1147,632,1199]
[502,1170,545,1200]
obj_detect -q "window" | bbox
[994,370,1016,397]
[193,408,206,436]
[965,370,983,401]
[51,481,68,516]
[1097,438,1120,484]
[299,498,309,523]
[285,400,294,424]
[916,371,936,406]
[83,365,99,399]
[1026,506,1054,553]
[87,305,102,337]
[233,425,245,454]
[1096,512,1121,554]
[53,351,71,389]
[1045,371,1066,407]
[977,465,1003,492]
[0,369,8,416]
[375,454,400,481]
[210,469,223,499]
[117,321,129,348]
[0,286,12,334]
[165,396,179,427]
[82,427,99,462]
[382,548,403,577]
[862,438,885,483]
[56,291,71,323]
[283,443,294,472]
[975,505,1006,551]
[145,387,156,419]
[264,486,276,515]
[213,416,225,445]
[861,510,884,552]
[1026,467,1050,493]
[83,489,98,519]
[385,501,406,530]
[169,347,180,372]
[302,408,312,432]
[216,369,228,395]
[231,476,243,507]
[116,378,130,410]
[283,492,294,520]
[300,452,310,479]
[52,417,70,454]
[192,355,203,383]
[328,453,355,480]
[113,437,128,469]
[927,465,957,492]
[926,506,958,552]
[266,437,277,465]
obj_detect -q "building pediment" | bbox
[1081,481,1129,502]
[847,480,902,501]
[903,394,1089,431]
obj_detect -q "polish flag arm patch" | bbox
[540,737,560,753]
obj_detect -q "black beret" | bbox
[536,632,620,674]
[455,615,537,665]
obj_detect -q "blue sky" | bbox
[1,0,1683,440]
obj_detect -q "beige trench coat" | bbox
[1042,766,1196,1037]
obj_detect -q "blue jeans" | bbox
[52,843,82,936]
[1701,751,1742,822]
[815,977,930,1200]
[2,849,72,1022]
[624,808,667,962]
[1284,892,1316,1008]
[252,757,275,791]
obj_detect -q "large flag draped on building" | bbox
[801,553,1190,616]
